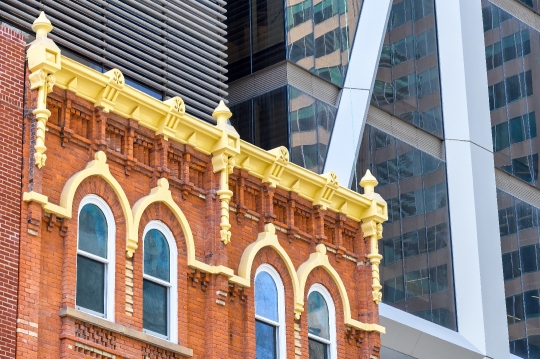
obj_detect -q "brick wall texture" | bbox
[13,56,381,357]
[0,25,25,359]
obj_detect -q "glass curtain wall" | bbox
[286,0,363,86]
[353,125,456,330]
[225,0,287,82]
[483,1,540,189]
[483,2,540,357]
[514,0,540,14]
[498,190,540,358]
[371,0,444,138]
[230,86,337,173]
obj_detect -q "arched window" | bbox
[76,195,115,320]
[255,264,286,358]
[308,284,337,359]
[142,221,178,343]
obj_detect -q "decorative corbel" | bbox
[211,101,241,244]
[360,170,385,304]
[157,97,186,139]
[313,172,339,210]
[262,146,290,187]
[95,69,125,113]
[27,12,62,168]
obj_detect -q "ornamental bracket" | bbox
[313,172,339,210]
[211,101,240,244]
[157,96,186,139]
[27,12,61,168]
[262,146,290,187]
[95,68,125,113]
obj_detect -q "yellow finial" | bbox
[360,169,378,195]
[212,100,232,126]
[32,12,53,39]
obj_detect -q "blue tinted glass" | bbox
[308,291,330,340]
[143,279,168,336]
[76,255,105,314]
[255,320,277,359]
[255,272,279,321]
[144,229,170,282]
[309,338,329,359]
[79,204,108,258]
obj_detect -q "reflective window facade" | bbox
[287,0,363,86]
[353,125,456,330]
[498,190,540,358]
[371,0,444,138]
[230,86,337,173]
[225,0,287,83]
[483,2,540,188]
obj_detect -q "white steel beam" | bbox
[323,0,392,186]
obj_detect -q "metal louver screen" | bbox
[0,0,228,122]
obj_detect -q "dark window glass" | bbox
[253,87,288,150]
[383,237,402,265]
[251,0,286,72]
[383,277,405,303]
[489,81,506,110]
[521,245,538,273]
[498,207,517,237]
[390,0,411,29]
[143,279,168,336]
[256,320,277,359]
[308,339,328,359]
[79,204,108,258]
[230,100,253,143]
[76,255,105,314]
[380,44,392,68]
[225,0,252,82]
[412,0,433,21]
[144,229,170,282]
[525,289,540,318]
[392,35,414,66]
[400,190,424,218]
[517,202,535,230]
[395,74,416,101]
[492,122,509,151]
[415,29,436,60]
[405,269,429,298]
[417,67,439,99]
[502,252,513,280]
[510,339,528,357]
[529,335,540,358]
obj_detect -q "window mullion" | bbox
[255,315,280,327]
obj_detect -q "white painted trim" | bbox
[307,284,337,359]
[142,220,179,344]
[324,0,393,186]
[76,194,116,322]
[255,264,287,359]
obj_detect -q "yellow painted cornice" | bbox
[49,54,388,223]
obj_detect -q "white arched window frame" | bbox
[76,194,116,321]
[142,220,178,343]
[308,284,337,359]
[255,264,287,358]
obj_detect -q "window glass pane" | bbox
[255,320,277,359]
[143,279,168,336]
[79,204,108,258]
[308,291,330,340]
[255,271,279,321]
[76,255,105,314]
[308,338,329,359]
[525,289,540,319]
[144,229,170,282]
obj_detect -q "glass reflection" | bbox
[79,204,108,258]
[255,272,279,322]
[353,125,456,330]
[497,190,540,358]
[144,229,171,282]
[371,0,443,138]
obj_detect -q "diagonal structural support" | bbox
[323,0,393,186]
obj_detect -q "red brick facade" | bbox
[9,33,382,359]
[0,25,25,359]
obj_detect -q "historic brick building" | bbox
[2,13,388,359]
